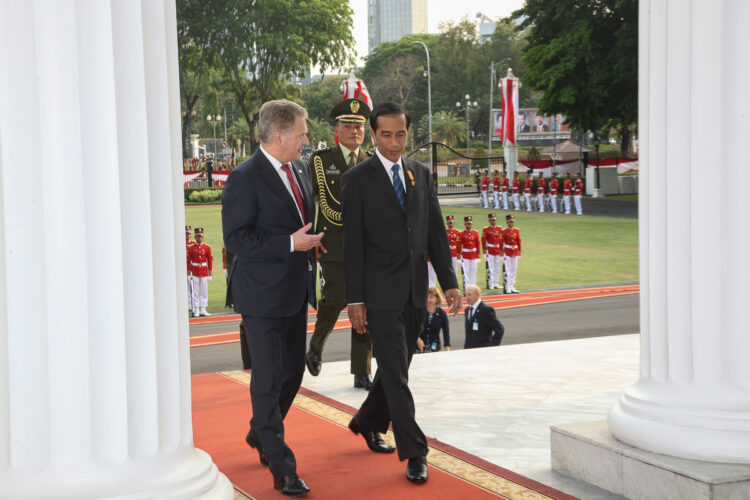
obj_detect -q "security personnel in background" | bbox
[574,172,584,215]
[491,170,501,209]
[523,172,533,211]
[501,171,510,210]
[512,171,521,210]
[563,173,573,214]
[306,98,374,390]
[548,174,559,213]
[445,215,461,278]
[481,213,504,290]
[188,228,213,317]
[480,170,490,208]
[459,216,481,288]
[536,175,546,212]
[186,226,195,314]
[501,215,522,294]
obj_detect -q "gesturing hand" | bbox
[292,223,324,251]
[444,288,462,315]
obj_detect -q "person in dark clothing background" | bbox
[417,287,451,353]
[463,285,504,349]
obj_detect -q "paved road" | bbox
[190,292,639,374]
[439,194,637,219]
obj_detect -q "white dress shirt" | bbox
[375,149,406,189]
[259,145,303,252]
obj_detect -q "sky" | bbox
[349,0,525,64]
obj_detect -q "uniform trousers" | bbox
[451,257,460,279]
[481,190,489,208]
[574,194,583,215]
[486,253,502,287]
[503,255,519,288]
[523,193,532,211]
[427,262,437,289]
[311,261,372,375]
[537,195,545,212]
[356,303,428,460]
[493,191,500,209]
[549,195,558,213]
[242,305,307,477]
[187,276,193,310]
[512,193,521,210]
[563,195,572,214]
[461,258,478,286]
[501,192,509,210]
[190,275,208,310]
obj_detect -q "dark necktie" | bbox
[391,164,406,214]
[281,164,306,222]
[347,151,356,169]
[466,306,474,324]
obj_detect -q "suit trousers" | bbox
[357,304,428,461]
[242,306,307,477]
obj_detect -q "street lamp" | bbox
[206,114,221,157]
[593,133,602,197]
[488,58,510,159]
[413,40,433,171]
[456,95,478,155]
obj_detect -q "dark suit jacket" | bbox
[464,301,504,349]
[342,154,458,311]
[222,149,316,317]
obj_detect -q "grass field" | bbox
[186,204,638,313]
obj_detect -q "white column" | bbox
[0,1,233,497]
[608,0,750,463]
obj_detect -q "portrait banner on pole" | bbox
[502,77,518,145]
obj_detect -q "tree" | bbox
[306,117,334,148]
[300,76,347,124]
[418,111,466,148]
[513,0,637,154]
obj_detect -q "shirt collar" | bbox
[259,144,284,170]
[375,148,402,171]
[471,299,482,310]
[339,143,360,161]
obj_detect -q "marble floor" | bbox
[301,333,642,499]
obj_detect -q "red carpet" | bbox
[192,372,578,499]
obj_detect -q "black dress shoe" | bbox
[353,374,374,391]
[305,348,322,376]
[273,473,310,497]
[245,430,269,467]
[348,415,395,453]
[406,456,428,484]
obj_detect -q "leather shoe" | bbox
[245,430,269,467]
[406,455,428,484]
[273,473,310,497]
[305,348,321,376]
[353,374,374,391]
[348,415,395,453]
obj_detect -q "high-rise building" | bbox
[368,0,428,53]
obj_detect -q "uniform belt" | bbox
[505,245,518,249]
[462,249,476,253]
[487,243,499,248]
[191,262,208,266]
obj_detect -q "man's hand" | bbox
[416,337,425,352]
[444,288,462,315]
[292,223,324,251]
[315,241,327,261]
[348,303,368,334]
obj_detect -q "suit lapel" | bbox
[403,158,416,211]
[368,155,404,215]
[255,151,304,225]
[290,159,314,224]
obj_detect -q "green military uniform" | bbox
[308,99,373,377]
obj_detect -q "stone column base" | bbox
[551,421,750,499]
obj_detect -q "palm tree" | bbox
[306,117,334,149]
[417,111,466,148]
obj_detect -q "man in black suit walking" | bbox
[463,285,505,348]
[222,100,322,497]
[342,102,462,484]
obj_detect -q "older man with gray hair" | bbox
[222,99,322,496]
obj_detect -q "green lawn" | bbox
[186,204,638,313]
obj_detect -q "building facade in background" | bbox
[368,0,427,53]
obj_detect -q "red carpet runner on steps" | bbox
[192,371,578,500]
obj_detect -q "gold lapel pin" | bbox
[406,170,415,186]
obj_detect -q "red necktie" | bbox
[281,164,306,222]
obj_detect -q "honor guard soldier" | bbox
[480,170,490,208]
[186,226,195,314]
[573,173,584,215]
[491,170,501,209]
[501,215,522,293]
[562,173,573,214]
[188,228,213,316]
[536,175,546,212]
[306,98,374,390]
[501,171,510,210]
[459,216,481,287]
[481,214,504,289]
[512,171,521,210]
[548,174,559,213]
[523,172,533,211]
[445,215,462,278]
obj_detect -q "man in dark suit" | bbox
[463,285,505,348]
[342,102,462,485]
[222,99,322,497]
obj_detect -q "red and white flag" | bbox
[341,75,373,110]
[502,77,519,145]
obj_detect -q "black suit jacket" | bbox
[342,154,458,311]
[464,301,504,349]
[222,149,316,317]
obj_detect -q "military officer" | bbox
[536,175,546,212]
[548,174,559,213]
[563,173,573,214]
[501,171,510,210]
[501,215,522,294]
[480,170,490,208]
[523,172,533,211]
[481,214,504,290]
[511,171,521,210]
[186,226,195,314]
[188,227,213,316]
[305,98,374,390]
[573,172,584,215]
[491,170,501,209]
[445,215,461,278]
[459,216,481,288]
